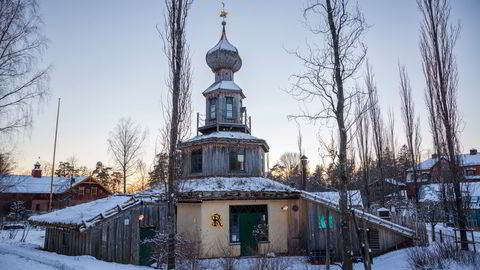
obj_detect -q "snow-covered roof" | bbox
[203,80,243,96]
[181,131,267,148]
[1,175,88,194]
[407,159,438,172]
[311,190,363,208]
[300,192,415,238]
[385,178,406,186]
[149,177,297,194]
[371,178,407,186]
[29,196,132,226]
[407,153,480,172]
[460,154,480,166]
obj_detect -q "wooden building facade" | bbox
[32,196,167,266]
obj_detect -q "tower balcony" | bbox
[196,112,251,135]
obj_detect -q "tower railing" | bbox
[196,112,251,135]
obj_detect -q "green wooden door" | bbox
[139,227,156,266]
[240,212,258,256]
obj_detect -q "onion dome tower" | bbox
[199,16,247,135]
[178,10,269,178]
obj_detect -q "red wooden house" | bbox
[0,163,110,217]
[406,149,480,198]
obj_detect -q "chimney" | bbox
[470,148,478,155]
[31,161,42,178]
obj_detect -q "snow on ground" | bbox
[0,227,415,270]
[0,228,45,247]
[0,228,150,270]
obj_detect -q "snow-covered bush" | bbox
[8,200,27,221]
[216,242,238,270]
[407,242,480,270]
[142,230,206,270]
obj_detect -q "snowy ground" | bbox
[0,227,413,270]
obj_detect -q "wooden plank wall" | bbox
[44,203,167,265]
[183,144,265,177]
[304,199,411,260]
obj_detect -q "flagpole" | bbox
[49,98,61,212]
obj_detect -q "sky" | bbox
[12,0,480,174]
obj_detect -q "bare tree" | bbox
[107,118,147,194]
[135,160,148,191]
[399,64,421,207]
[277,152,300,181]
[387,108,398,177]
[288,0,367,268]
[365,63,386,207]
[0,0,49,140]
[0,152,15,192]
[355,93,371,209]
[417,0,467,250]
[159,0,193,268]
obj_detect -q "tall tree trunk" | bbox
[325,0,352,268]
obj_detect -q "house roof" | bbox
[29,195,161,230]
[369,178,406,186]
[311,190,363,208]
[179,131,269,151]
[407,153,480,172]
[203,80,245,98]
[0,175,89,194]
[148,177,297,194]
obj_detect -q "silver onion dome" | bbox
[206,21,242,73]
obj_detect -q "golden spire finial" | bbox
[220,2,228,22]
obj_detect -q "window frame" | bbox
[209,97,217,120]
[191,149,203,173]
[229,149,245,172]
[225,96,234,119]
[466,169,475,176]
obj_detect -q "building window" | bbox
[78,186,84,195]
[35,204,40,211]
[91,186,97,195]
[85,187,90,194]
[466,169,475,176]
[209,98,217,120]
[226,97,233,119]
[191,149,203,173]
[421,173,431,181]
[230,205,268,244]
[229,149,245,172]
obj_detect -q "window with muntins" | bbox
[229,149,245,172]
[210,98,217,120]
[226,97,233,119]
[191,149,203,173]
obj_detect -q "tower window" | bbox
[229,149,245,172]
[209,98,217,120]
[191,149,203,173]
[226,97,233,119]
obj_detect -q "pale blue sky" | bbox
[14,0,480,173]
